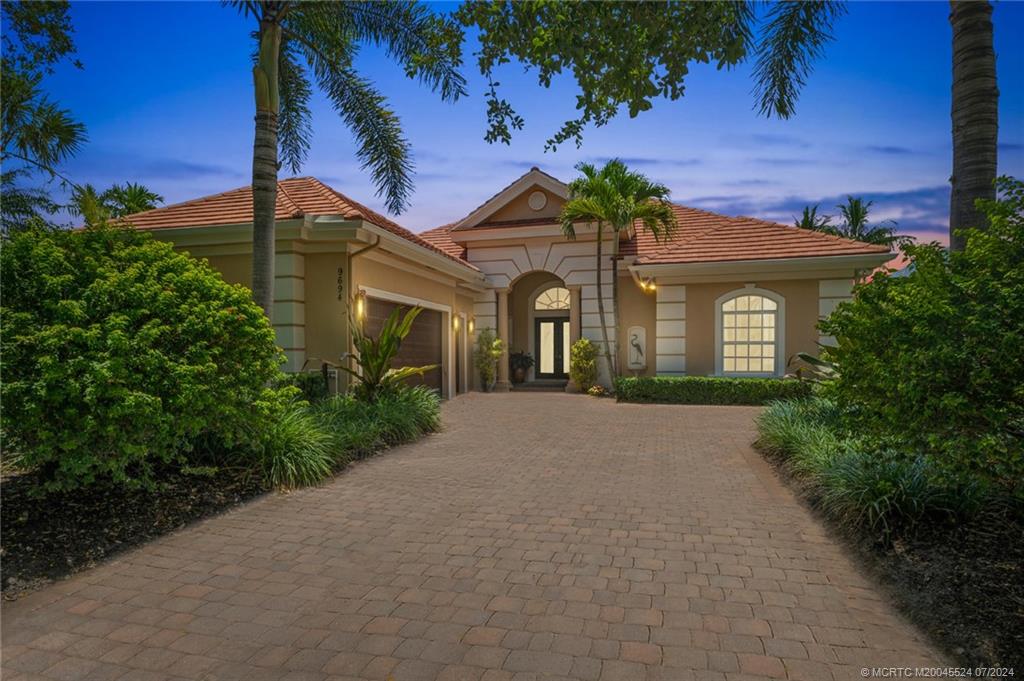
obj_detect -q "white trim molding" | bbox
[817,278,854,347]
[714,285,786,377]
[655,284,686,375]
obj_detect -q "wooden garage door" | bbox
[365,298,442,392]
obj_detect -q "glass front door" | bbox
[535,317,570,379]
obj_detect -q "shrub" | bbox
[757,397,994,536]
[569,338,598,390]
[0,226,286,491]
[274,371,331,404]
[341,305,436,403]
[820,177,1024,490]
[473,328,503,388]
[615,376,811,405]
[258,402,338,489]
[316,385,441,458]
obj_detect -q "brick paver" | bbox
[1,393,943,680]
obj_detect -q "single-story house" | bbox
[127,168,891,395]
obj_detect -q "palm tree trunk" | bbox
[594,223,615,387]
[949,0,998,252]
[251,17,282,319]
[610,230,620,378]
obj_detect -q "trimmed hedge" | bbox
[614,376,810,405]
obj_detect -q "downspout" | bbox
[338,234,381,391]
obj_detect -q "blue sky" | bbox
[38,1,1024,243]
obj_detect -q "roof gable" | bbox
[452,167,568,231]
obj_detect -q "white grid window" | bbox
[534,287,570,310]
[721,294,778,374]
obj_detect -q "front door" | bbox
[535,317,570,379]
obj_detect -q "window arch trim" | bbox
[713,286,786,377]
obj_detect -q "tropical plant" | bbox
[68,182,164,226]
[227,2,465,319]
[560,159,676,379]
[509,351,534,372]
[457,1,845,149]
[949,1,998,251]
[1,1,86,231]
[793,204,832,231]
[790,350,839,384]
[568,338,598,391]
[820,177,1024,490]
[316,384,441,456]
[797,196,907,249]
[473,328,504,389]
[258,401,337,488]
[0,225,287,492]
[339,305,437,403]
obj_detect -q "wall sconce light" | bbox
[354,290,367,321]
[453,315,460,331]
[644,279,657,292]
[468,316,475,333]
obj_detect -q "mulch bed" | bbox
[1,467,267,599]
[760,454,1023,669]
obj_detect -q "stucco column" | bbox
[569,285,582,344]
[495,288,511,391]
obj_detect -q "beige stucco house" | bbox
[128,168,891,395]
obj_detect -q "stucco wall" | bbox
[509,270,563,353]
[616,275,658,377]
[487,184,564,223]
[682,279,821,376]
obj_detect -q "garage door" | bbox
[365,298,443,392]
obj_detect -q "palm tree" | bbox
[229,2,466,319]
[793,205,832,231]
[560,160,676,381]
[949,1,998,251]
[832,197,908,248]
[69,182,163,226]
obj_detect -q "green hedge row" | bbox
[614,376,810,405]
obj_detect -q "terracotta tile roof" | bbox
[124,177,477,271]
[419,223,466,261]
[623,204,891,264]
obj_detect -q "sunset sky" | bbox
[39,1,1024,244]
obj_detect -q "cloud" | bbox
[587,156,702,168]
[681,185,951,243]
[139,158,242,179]
[723,133,811,149]
[864,145,914,155]
[752,157,814,166]
[999,142,1023,152]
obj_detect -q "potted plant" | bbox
[509,351,534,384]
[473,328,504,392]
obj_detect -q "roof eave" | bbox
[630,252,893,278]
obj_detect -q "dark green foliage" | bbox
[258,402,337,489]
[316,385,441,458]
[274,371,331,405]
[0,226,287,491]
[569,338,598,391]
[820,177,1024,491]
[615,376,811,406]
[756,399,995,536]
[458,1,842,148]
[340,305,437,403]
[1,1,86,231]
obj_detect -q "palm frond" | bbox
[752,1,845,119]
[277,36,313,175]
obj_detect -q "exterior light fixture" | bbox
[468,316,475,333]
[453,315,460,331]
[355,291,367,321]
[646,280,657,292]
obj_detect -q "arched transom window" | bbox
[719,292,782,375]
[534,286,570,310]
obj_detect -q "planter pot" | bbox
[512,367,527,384]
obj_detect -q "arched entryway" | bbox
[506,270,579,387]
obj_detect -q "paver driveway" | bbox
[3,393,942,681]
